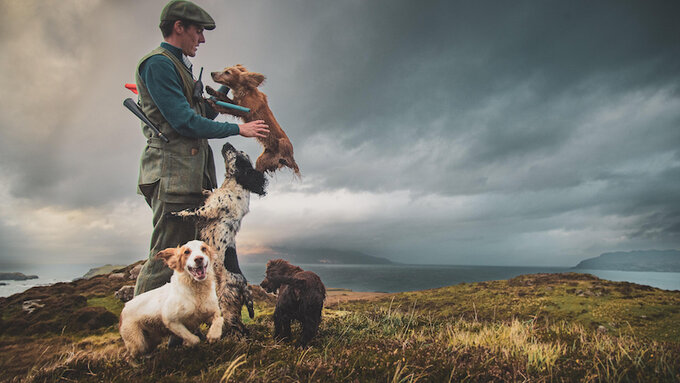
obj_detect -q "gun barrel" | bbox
[123,98,170,143]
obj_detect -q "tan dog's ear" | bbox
[235,64,248,72]
[245,72,265,88]
[156,247,182,271]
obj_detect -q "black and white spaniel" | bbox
[172,143,266,335]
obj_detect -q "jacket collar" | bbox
[160,42,192,71]
[161,42,182,60]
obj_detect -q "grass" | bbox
[2,273,679,382]
[87,296,125,316]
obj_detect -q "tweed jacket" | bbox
[135,46,218,204]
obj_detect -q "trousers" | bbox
[133,199,199,296]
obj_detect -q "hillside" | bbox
[1,268,679,382]
[243,247,395,265]
[573,250,680,272]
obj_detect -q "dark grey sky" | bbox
[0,0,678,267]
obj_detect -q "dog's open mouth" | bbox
[188,264,207,281]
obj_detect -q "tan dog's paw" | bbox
[184,334,201,347]
[207,333,220,343]
[207,316,224,343]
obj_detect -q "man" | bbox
[133,0,269,296]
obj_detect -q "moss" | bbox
[87,296,125,316]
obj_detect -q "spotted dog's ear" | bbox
[235,154,267,196]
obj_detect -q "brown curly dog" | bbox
[260,259,325,346]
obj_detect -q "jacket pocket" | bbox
[161,151,204,200]
[137,145,163,200]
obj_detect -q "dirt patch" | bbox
[325,288,391,306]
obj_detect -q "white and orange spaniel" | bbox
[119,240,224,358]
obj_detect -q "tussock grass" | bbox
[3,273,680,382]
[15,305,680,382]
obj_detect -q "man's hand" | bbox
[239,120,269,138]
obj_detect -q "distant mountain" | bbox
[242,247,395,265]
[0,272,38,281]
[573,250,680,272]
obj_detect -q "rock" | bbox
[115,285,135,302]
[597,325,607,334]
[0,282,6,286]
[129,264,143,280]
[22,299,45,314]
[108,273,125,280]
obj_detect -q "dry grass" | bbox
[2,273,679,382]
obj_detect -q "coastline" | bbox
[3,263,680,298]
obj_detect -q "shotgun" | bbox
[123,98,170,143]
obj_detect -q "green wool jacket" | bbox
[135,46,219,204]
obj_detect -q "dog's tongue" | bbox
[191,265,206,280]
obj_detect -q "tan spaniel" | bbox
[119,240,224,357]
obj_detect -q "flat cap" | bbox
[160,0,215,30]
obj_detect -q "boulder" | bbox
[115,285,135,302]
[129,264,143,280]
[22,299,45,314]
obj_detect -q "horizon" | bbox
[1,1,679,269]
[2,247,680,270]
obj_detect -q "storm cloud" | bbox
[0,0,678,268]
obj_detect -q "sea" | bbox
[1,263,679,298]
